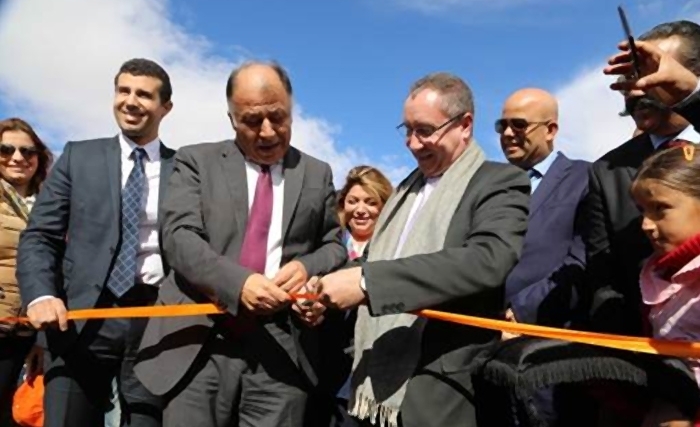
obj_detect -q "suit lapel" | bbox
[529,153,569,217]
[625,134,654,180]
[282,148,305,241]
[220,141,249,231]
[104,136,121,221]
[158,143,175,213]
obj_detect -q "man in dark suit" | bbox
[17,58,175,427]
[498,88,590,329]
[581,21,700,336]
[496,88,590,426]
[134,61,346,427]
[312,72,530,427]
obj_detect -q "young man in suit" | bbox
[497,88,590,426]
[312,72,531,427]
[581,21,700,335]
[134,61,347,427]
[17,58,176,426]
[499,88,590,329]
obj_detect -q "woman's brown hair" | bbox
[632,144,700,199]
[0,118,54,195]
[336,165,393,230]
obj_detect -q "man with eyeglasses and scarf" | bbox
[581,20,700,337]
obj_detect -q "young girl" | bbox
[632,143,700,427]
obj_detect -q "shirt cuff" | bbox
[674,78,700,108]
[28,296,56,308]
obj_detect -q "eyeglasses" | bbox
[0,144,39,159]
[396,112,467,140]
[494,118,549,134]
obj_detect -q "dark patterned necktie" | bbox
[106,148,147,298]
[239,165,273,273]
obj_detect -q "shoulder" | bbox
[593,134,647,170]
[62,137,117,154]
[557,154,591,180]
[472,160,529,187]
[459,161,530,204]
[294,147,333,177]
[175,140,233,163]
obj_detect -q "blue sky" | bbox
[0,0,697,183]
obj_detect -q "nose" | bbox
[11,148,24,163]
[641,215,655,234]
[502,125,515,138]
[407,133,424,152]
[354,203,368,215]
[259,118,276,139]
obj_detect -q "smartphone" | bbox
[617,5,641,79]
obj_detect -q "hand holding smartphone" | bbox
[617,5,641,79]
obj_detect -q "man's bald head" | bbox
[498,87,559,170]
[503,88,559,122]
[225,60,294,166]
[226,61,293,101]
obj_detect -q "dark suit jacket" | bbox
[134,141,347,396]
[506,153,590,326]
[582,90,700,335]
[16,137,176,349]
[361,161,530,376]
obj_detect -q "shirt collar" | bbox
[119,133,161,162]
[649,125,700,149]
[530,151,558,178]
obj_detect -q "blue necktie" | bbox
[527,169,541,180]
[106,147,147,298]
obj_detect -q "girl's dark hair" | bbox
[0,118,54,195]
[632,144,700,199]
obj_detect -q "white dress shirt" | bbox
[119,134,164,286]
[244,161,285,279]
[360,176,440,291]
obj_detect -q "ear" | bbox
[459,113,474,142]
[161,100,174,117]
[227,111,237,130]
[547,121,559,142]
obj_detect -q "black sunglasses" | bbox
[494,118,549,134]
[0,144,39,159]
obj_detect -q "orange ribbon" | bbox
[11,297,700,359]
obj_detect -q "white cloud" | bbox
[554,65,636,161]
[0,0,408,186]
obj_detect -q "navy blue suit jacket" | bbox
[505,152,590,326]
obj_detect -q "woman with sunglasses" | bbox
[0,117,52,425]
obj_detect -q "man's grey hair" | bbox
[640,20,700,76]
[225,60,293,100]
[409,72,475,118]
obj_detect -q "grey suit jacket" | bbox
[17,136,176,351]
[361,161,529,375]
[134,140,347,396]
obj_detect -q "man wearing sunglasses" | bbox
[496,88,591,426]
[497,88,589,329]
[580,21,700,337]
[17,58,175,427]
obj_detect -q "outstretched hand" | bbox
[604,40,698,106]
